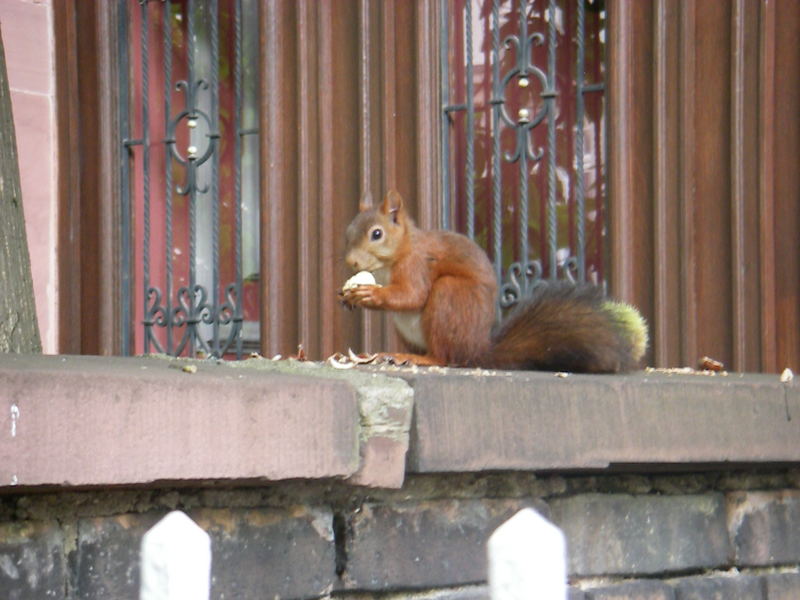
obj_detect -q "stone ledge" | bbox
[0,354,413,490]
[1,355,798,492]
[402,370,800,473]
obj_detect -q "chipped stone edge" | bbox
[226,358,414,489]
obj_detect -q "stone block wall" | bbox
[0,470,799,599]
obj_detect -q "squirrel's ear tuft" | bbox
[382,190,404,223]
[359,192,374,213]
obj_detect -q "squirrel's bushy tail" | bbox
[488,281,648,373]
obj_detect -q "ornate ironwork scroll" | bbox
[129,0,246,358]
[493,0,556,307]
[442,0,602,312]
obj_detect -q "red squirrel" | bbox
[341,190,648,373]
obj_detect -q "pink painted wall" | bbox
[0,0,57,353]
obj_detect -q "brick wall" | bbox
[0,470,798,599]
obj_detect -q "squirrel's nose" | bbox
[345,252,362,272]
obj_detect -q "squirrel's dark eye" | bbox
[370,227,383,241]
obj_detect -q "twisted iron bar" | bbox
[545,0,557,280]
[233,0,244,358]
[163,0,174,354]
[574,0,586,282]
[141,0,154,354]
[465,0,475,239]
[491,0,503,285]
[210,0,221,357]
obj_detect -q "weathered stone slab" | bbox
[404,370,800,473]
[0,520,65,599]
[0,354,360,487]
[343,498,542,590]
[74,507,336,600]
[549,494,730,577]
[194,506,336,599]
[230,358,415,489]
[728,490,800,566]
[763,573,800,600]
[672,574,763,600]
[74,514,160,599]
[586,580,675,600]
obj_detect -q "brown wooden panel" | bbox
[758,0,777,372]
[415,0,441,231]
[609,0,798,372]
[692,0,733,365]
[260,0,299,358]
[54,1,124,356]
[652,0,681,367]
[296,0,320,358]
[730,0,762,372]
[607,0,655,365]
[95,2,126,357]
[677,0,698,366]
[255,0,436,361]
[772,0,800,372]
[326,1,361,357]
[53,0,82,354]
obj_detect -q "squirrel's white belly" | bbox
[391,311,426,351]
[371,269,427,351]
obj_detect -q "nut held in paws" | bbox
[342,270,379,291]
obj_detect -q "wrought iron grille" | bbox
[441,0,607,309]
[120,0,260,358]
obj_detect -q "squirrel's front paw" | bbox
[341,284,383,309]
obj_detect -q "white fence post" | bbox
[140,510,211,600]
[488,508,567,600]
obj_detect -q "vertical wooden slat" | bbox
[772,0,800,371]
[380,1,401,354]
[359,0,373,209]
[652,0,680,367]
[607,0,655,370]
[382,2,398,192]
[606,0,635,304]
[317,2,336,358]
[95,2,123,356]
[329,3,364,357]
[54,0,82,354]
[730,0,747,371]
[394,1,422,215]
[357,0,384,355]
[415,0,440,231]
[606,0,633,301]
[260,0,298,357]
[694,1,733,365]
[60,1,124,356]
[358,0,373,353]
[296,0,319,357]
[730,0,762,372]
[678,0,698,366]
[757,0,777,372]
